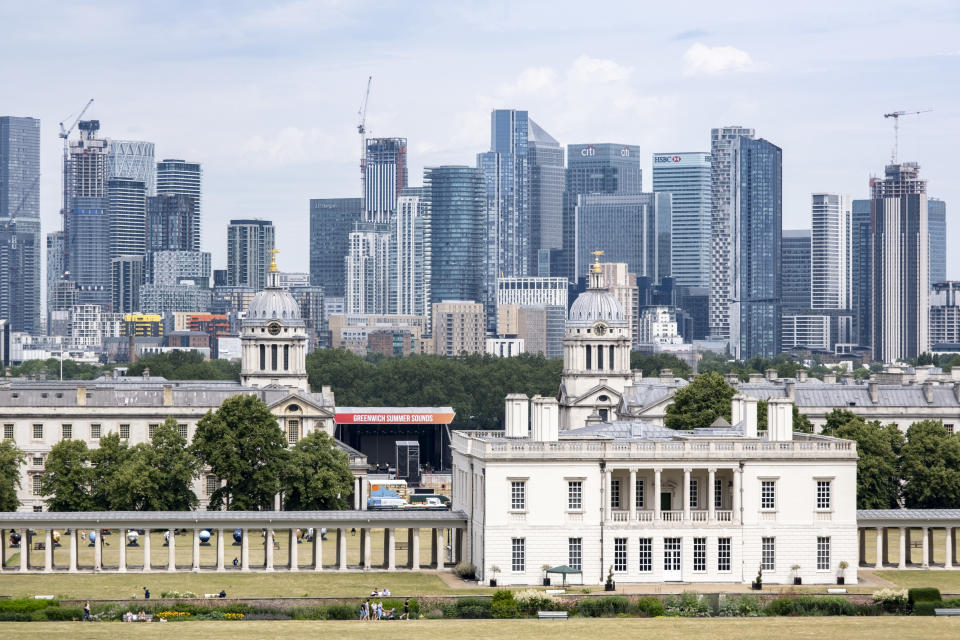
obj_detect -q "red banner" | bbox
[334,411,455,425]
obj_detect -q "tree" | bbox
[793,406,814,434]
[629,352,692,379]
[88,432,131,510]
[41,439,93,511]
[126,351,240,381]
[820,409,859,437]
[192,394,289,510]
[901,420,960,508]
[835,418,904,509]
[281,430,354,510]
[0,440,27,511]
[148,417,201,510]
[664,372,735,430]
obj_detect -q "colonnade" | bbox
[857,525,958,569]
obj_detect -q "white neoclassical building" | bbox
[452,261,859,586]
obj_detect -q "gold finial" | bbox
[269,248,280,273]
[591,250,604,274]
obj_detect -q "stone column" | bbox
[604,468,612,520]
[0,529,5,571]
[361,528,370,569]
[354,478,361,509]
[265,529,275,571]
[883,528,890,565]
[94,530,102,572]
[898,527,906,569]
[682,468,691,521]
[19,528,28,571]
[313,528,323,571]
[143,529,152,572]
[385,528,396,571]
[858,529,866,566]
[629,469,637,520]
[945,527,953,569]
[708,468,717,521]
[167,529,176,571]
[654,468,662,521]
[922,527,930,568]
[410,528,420,570]
[289,529,299,571]
[241,529,250,572]
[733,467,742,524]
[337,528,347,570]
[192,529,201,572]
[875,527,884,568]
[216,529,225,571]
[455,528,463,564]
[118,530,127,573]
[43,529,53,573]
[431,529,439,567]
[438,528,446,567]
[69,530,78,573]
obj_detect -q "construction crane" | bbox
[58,98,94,212]
[357,76,372,190]
[883,109,931,164]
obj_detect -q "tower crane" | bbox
[58,98,94,212]
[883,108,931,164]
[357,76,372,189]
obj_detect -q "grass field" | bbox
[1,618,958,640]
[874,570,960,593]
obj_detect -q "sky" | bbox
[2,0,959,279]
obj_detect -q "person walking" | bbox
[83,601,91,621]
[359,601,368,621]
[401,599,410,620]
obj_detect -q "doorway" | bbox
[664,537,682,581]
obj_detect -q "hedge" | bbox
[455,597,492,619]
[578,596,630,617]
[907,588,942,606]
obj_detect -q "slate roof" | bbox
[857,509,960,521]
[738,382,960,408]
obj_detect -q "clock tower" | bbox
[558,251,633,429]
[240,250,309,391]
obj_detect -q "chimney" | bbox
[660,369,673,384]
[633,371,644,382]
[868,380,879,404]
[725,373,740,385]
[765,368,777,381]
[842,373,854,385]
[163,385,174,407]
[743,396,758,438]
[142,367,151,380]
[531,395,559,442]
[923,381,934,404]
[504,393,530,438]
[731,394,745,426]
[823,373,836,384]
[796,368,808,383]
[953,382,960,403]
[767,397,794,441]
[76,386,86,407]
[748,373,763,383]
[784,380,795,400]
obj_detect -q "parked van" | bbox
[408,493,451,507]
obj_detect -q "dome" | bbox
[243,288,305,327]
[567,289,627,327]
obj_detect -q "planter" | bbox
[489,579,497,587]
[836,577,845,585]
[543,578,551,586]
[794,577,802,585]
[604,583,616,592]
[751,581,762,591]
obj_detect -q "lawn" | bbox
[1,618,958,640]
[874,570,960,593]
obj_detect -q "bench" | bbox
[545,589,566,595]
[934,608,960,617]
[827,588,847,594]
[204,593,220,599]
[537,611,568,620]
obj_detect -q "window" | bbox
[511,538,525,572]
[32,456,43,467]
[586,346,591,370]
[568,480,583,510]
[635,478,644,509]
[569,538,582,571]
[205,475,218,496]
[714,478,723,509]
[284,345,289,370]
[178,423,188,439]
[614,537,627,572]
[32,424,43,439]
[148,423,158,439]
[119,424,130,439]
[33,505,43,512]
[510,481,526,511]
[817,536,831,570]
[693,537,706,572]
[638,538,653,572]
[816,480,832,510]
[3,424,13,440]
[61,424,72,440]
[32,475,42,496]
[90,424,101,439]
[718,538,732,571]
[689,478,699,509]
[259,344,266,369]
[610,478,621,509]
[761,480,776,510]
[664,537,681,572]
[287,420,300,444]
[271,344,278,370]
[761,537,775,571]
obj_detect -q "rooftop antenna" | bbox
[883,109,932,164]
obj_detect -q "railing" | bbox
[815,511,833,521]
[715,510,733,522]
[612,511,630,522]
[690,511,708,522]
[606,509,735,524]
[451,431,857,460]
[661,510,684,522]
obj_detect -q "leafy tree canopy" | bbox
[126,351,240,381]
[835,418,904,509]
[0,440,27,511]
[41,439,94,511]
[901,419,960,509]
[282,430,354,510]
[664,372,735,430]
[629,352,692,379]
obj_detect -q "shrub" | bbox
[325,604,357,620]
[491,590,518,619]
[0,599,51,613]
[942,597,960,608]
[718,595,764,617]
[424,607,445,619]
[908,588,942,606]
[454,561,477,580]
[456,597,492,619]
[42,606,83,621]
[514,589,558,615]
[0,611,32,621]
[912,601,942,616]
[794,596,856,616]
[633,597,666,618]
[765,598,795,616]
[872,588,908,614]
[578,596,630,617]
[664,593,711,617]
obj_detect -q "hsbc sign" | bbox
[654,155,683,163]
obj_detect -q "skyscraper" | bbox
[929,198,946,284]
[709,126,755,343]
[527,122,564,273]
[729,136,782,360]
[653,152,711,289]
[425,166,486,307]
[46,231,64,307]
[107,178,146,259]
[363,138,407,223]
[871,162,928,362]
[308,197,362,296]
[851,199,872,347]
[811,194,851,310]
[146,194,199,279]
[111,255,145,314]
[0,116,41,333]
[391,187,430,317]
[227,219,275,291]
[781,230,811,311]
[156,158,202,248]
[345,223,391,314]
[108,140,155,195]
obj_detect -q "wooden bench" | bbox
[545,589,566,595]
[934,608,960,617]
[827,588,847,594]
[537,611,568,620]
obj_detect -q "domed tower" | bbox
[240,250,309,391]
[558,251,632,429]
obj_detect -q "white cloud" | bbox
[682,42,756,76]
[568,55,633,84]
[498,66,559,97]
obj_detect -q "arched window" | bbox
[609,345,615,370]
[585,345,592,370]
[598,345,604,370]
[284,345,289,371]
[259,344,266,370]
[271,344,278,370]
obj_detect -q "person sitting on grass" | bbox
[370,587,380,597]
[381,587,391,596]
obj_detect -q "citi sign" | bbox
[654,155,684,163]
[580,145,597,157]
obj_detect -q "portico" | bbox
[604,466,738,524]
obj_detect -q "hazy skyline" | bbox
[2,0,958,278]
